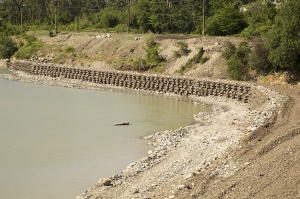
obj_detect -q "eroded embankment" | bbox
[1,60,284,199]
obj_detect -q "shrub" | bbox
[178,47,206,74]
[49,31,54,37]
[200,56,209,64]
[126,34,165,73]
[222,41,236,60]
[144,33,165,68]
[24,34,37,44]
[0,36,18,59]
[227,41,251,80]
[62,46,75,53]
[13,40,43,59]
[249,36,272,75]
[173,41,190,58]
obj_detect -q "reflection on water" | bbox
[0,78,210,199]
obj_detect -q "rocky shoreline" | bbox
[0,67,284,199]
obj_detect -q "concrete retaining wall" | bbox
[11,60,252,103]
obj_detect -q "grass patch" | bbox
[13,40,43,59]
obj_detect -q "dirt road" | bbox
[182,84,300,199]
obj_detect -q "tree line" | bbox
[0,0,259,35]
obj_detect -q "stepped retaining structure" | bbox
[11,60,254,103]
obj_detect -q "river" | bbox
[0,68,210,199]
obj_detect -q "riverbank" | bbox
[0,66,284,199]
[75,85,283,199]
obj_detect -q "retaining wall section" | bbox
[11,61,252,103]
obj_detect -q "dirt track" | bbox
[183,84,300,199]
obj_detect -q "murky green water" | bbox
[0,69,210,199]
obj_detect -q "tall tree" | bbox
[267,0,300,71]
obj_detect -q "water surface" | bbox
[0,72,210,199]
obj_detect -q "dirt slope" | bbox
[31,31,243,79]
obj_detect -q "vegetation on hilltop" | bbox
[1,0,299,83]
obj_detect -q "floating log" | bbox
[114,122,130,126]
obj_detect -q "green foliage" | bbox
[0,36,18,59]
[62,46,75,53]
[1,24,22,36]
[49,31,54,37]
[227,41,251,80]
[24,34,37,44]
[99,9,120,28]
[144,34,165,67]
[206,5,247,36]
[173,41,190,58]
[266,0,300,71]
[249,36,272,75]
[178,47,206,74]
[13,40,43,60]
[222,41,236,60]
[130,58,150,71]
[200,56,209,64]
[126,34,165,72]
[241,1,277,38]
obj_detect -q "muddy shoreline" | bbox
[0,68,284,199]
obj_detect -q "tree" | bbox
[206,4,247,36]
[227,41,251,80]
[249,36,272,74]
[241,1,277,37]
[0,36,17,58]
[267,0,300,71]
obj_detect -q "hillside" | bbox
[28,31,244,79]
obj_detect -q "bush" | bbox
[200,56,209,64]
[173,41,190,58]
[249,36,272,75]
[178,47,206,74]
[99,9,120,28]
[222,41,236,60]
[0,36,18,59]
[130,58,149,71]
[62,46,75,53]
[13,40,43,59]
[49,30,54,37]
[23,34,37,44]
[124,34,165,73]
[227,41,251,80]
[144,33,165,67]
[2,24,21,36]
